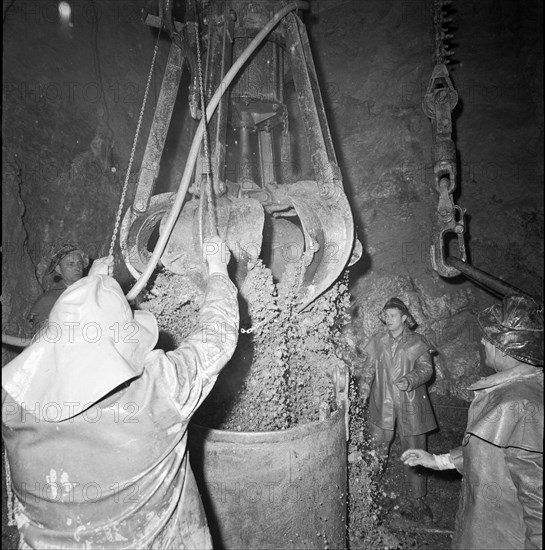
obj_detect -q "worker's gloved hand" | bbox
[394,376,410,391]
[89,255,114,277]
[203,236,231,276]
[401,449,436,469]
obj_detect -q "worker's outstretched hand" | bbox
[203,236,231,277]
[89,255,114,277]
[401,449,437,469]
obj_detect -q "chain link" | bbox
[108,23,163,257]
[191,20,211,177]
[432,0,454,65]
[425,1,467,277]
[190,12,218,239]
[240,312,279,334]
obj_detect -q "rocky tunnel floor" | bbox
[373,394,468,549]
[347,391,469,549]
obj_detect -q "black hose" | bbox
[446,256,534,299]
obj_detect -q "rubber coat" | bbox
[365,330,437,436]
[2,272,239,550]
[450,365,543,550]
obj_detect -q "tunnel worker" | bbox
[362,297,437,522]
[2,236,239,550]
[402,294,543,549]
[27,243,89,330]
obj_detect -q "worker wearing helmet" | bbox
[402,294,543,549]
[361,297,437,523]
[27,243,89,330]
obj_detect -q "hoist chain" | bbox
[109,23,163,258]
[192,22,211,178]
[423,0,467,277]
[190,1,218,240]
[240,312,278,334]
[433,0,455,65]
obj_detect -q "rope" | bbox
[108,22,163,257]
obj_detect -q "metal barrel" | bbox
[188,408,347,549]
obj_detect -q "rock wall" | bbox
[2,145,41,365]
[2,0,172,330]
[307,0,543,397]
[2,0,543,398]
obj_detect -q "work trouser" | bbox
[369,422,427,499]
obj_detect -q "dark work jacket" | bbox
[450,365,543,550]
[365,329,437,436]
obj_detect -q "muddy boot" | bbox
[412,496,434,524]
[396,496,434,525]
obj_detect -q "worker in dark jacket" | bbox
[362,297,437,521]
[2,236,239,549]
[402,294,543,549]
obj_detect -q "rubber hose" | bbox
[126,1,309,301]
[446,257,534,299]
[2,334,31,348]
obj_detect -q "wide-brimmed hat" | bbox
[477,294,543,366]
[379,297,417,330]
[2,275,158,420]
[48,243,90,273]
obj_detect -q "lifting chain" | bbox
[433,0,455,65]
[109,22,163,258]
[240,312,279,334]
[423,0,467,277]
[190,0,218,241]
[422,2,535,297]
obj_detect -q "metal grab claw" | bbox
[121,1,358,309]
